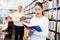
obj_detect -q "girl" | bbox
[24,2,49,40]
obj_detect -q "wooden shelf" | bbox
[44,8,56,11]
[49,19,60,22]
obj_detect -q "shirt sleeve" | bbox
[23,22,30,26]
[12,12,17,21]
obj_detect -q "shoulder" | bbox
[42,16,49,23]
[14,12,18,14]
[20,12,25,15]
[13,12,18,15]
[42,16,49,20]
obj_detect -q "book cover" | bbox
[29,26,42,32]
[23,24,42,32]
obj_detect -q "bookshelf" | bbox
[0,9,16,24]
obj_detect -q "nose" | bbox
[35,10,39,13]
[36,12,40,15]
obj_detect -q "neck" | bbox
[36,15,43,18]
[17,10,21,13]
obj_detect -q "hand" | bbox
[28,29,35,36]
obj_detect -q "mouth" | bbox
[36,13,39,15]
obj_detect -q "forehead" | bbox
[34,5,42,9]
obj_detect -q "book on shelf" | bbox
[48,10,57,19]
[58,22,60,33]
[53,0,57,8]
[48,1,53,9]
[48,10,52,19]
[43,3,46,10]
[58,10,60,20]
[50,21,56,31]
[46,2,49,9]
[46,12,50,19]
[53,10,57,19]
[49,21,55,40]
[45,11,49,18]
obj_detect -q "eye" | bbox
[35,9,37,11]
[38,9,40,10]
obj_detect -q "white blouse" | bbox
[12,12,24,26]
[28,16,49,40]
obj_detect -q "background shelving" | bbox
[0,9,17,24]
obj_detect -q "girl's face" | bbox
[34,5,43,17]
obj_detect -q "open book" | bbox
[23,24,42,32]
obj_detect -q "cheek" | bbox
[39,10,43,13]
